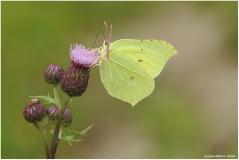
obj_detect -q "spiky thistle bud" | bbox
[60,65,89,97]
[44,64,64,85]
[62,108,72,127]
[23,98,45,123]
[46,106,61,120]
[60,44,99,97]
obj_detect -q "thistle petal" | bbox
[70,44,99,68]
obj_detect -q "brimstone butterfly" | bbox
[98,22,177,106]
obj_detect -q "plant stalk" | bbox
[34,123,50,158]
[53,87,61,108]
[49,99,70,158]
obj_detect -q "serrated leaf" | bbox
[60,129,82,143]
[76,124,94,136]
[59,125,94,145]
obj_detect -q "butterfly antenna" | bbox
[104,21,112,43]
[91,31,105,48]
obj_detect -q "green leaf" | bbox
[60,130,82,143]
[59,125,94,145]
[75,124,94,136]
[99,39,176,106]
[30,95,58,105]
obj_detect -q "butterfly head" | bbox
[101,21,112,60]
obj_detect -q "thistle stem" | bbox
[34,123,50,158]
[53,86,61,108]
[49,98,70,158]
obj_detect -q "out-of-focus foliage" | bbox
[2,1,237,158]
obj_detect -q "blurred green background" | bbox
[1,1,237,158]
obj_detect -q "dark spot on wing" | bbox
[130,76,135,80]
[150,39,153,42]
[140,40,143,42]
[138,59,143,62]
[140,48,143,51]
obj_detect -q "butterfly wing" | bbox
[110,39,177,78]
[99,39,176,106]
[100,54,154,106]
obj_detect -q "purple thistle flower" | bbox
[70,44,99,68]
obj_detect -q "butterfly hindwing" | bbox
[100,55,154,106]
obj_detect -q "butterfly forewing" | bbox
[110,39,177,78]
